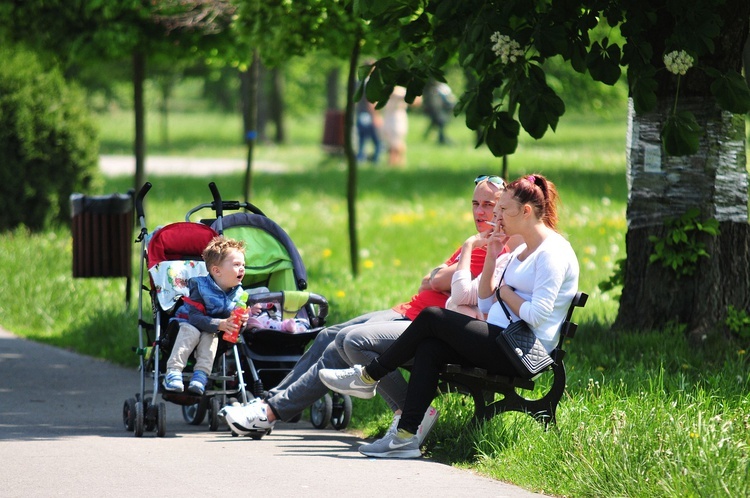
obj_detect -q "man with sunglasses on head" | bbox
[222,175,506,440]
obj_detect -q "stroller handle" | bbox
[209,182,223,233]
[184,182,266,222]
[134,182,152,243]
[135,182,152,220]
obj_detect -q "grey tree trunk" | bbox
[615,97,750,339]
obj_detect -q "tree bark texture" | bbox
[345,38,362,277]
[133,51,146,195]
[270,67,285,144]
[326,67,340,110]
[241,49,260,203]
[616,97,750,339]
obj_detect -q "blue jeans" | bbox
[334,316,411,412]
[265,309,401,421]
[356,112,381,162]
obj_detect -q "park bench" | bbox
[437,291,588,428]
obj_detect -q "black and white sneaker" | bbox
[223,399,275,435]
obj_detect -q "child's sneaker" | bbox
[187,370,208,395]
[163,370,184,392]
[417,405,439,444]
[318,365,378,399]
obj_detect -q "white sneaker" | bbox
[319,365,378,399]
[417,406,439,444]
[223,399,275,435]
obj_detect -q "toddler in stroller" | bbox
[246,287,311,334]
[163,236,248,396]
[123,181,329,438]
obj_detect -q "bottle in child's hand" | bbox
[223,291,249,343]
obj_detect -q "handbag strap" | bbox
[494,256,514,322]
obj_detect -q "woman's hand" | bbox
[464,232,491,249]
[487,228,510,256]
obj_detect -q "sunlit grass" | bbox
[2,106,748,497]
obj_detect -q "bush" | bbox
[0,46,101,231]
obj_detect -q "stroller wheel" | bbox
[330,393,353,431]
[182,397,209,426]
[156,402,167,438]
[134,401,145,437]
[144,402,157,433]
[310,393,333,429]
[209,397,222,431]
[123,398,136,432]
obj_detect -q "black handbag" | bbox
[493,259,554,377]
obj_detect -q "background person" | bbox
[382,85,410,166]
[356,60,382,163]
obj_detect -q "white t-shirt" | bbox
[478,232,579,352]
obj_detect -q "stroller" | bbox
[122,182,328,438]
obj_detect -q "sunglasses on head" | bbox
[474,175,505,188]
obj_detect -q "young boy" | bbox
[163,236,248,395]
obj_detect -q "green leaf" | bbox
[587,40,622,85]
[661,111,702,156]
[517,67,565,138]
[485,112,519,156]
[630,80,656,114]
[536,24,568,58]
[710,70,750,114]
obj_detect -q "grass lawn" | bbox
[1,107,748,497]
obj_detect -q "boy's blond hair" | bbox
[202,236,246,269]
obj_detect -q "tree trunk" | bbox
[133,50,146,195]
[615,97,750,340]
[256,62,268,143]
[240,49,260,203]
[326,67,340,110]
[159,78,171,147]
[345,39,362,276]
[270,67,285,144]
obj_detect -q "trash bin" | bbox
[322,109,345,153]
[70,192,133,280]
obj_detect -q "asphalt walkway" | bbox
[0,327,545,497]
[0,156,546,497]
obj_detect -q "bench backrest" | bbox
[550,291,588,363]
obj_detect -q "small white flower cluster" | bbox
[490,32,524,64]
[663,50,694,76]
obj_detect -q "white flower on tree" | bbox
[663,50,694,76]
[490,32,524,64]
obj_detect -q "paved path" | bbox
[0,327,544,498]
[99,154,287,176]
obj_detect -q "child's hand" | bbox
[236,308,250,327]
[249,303,263,316]
[220,318,239,334]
